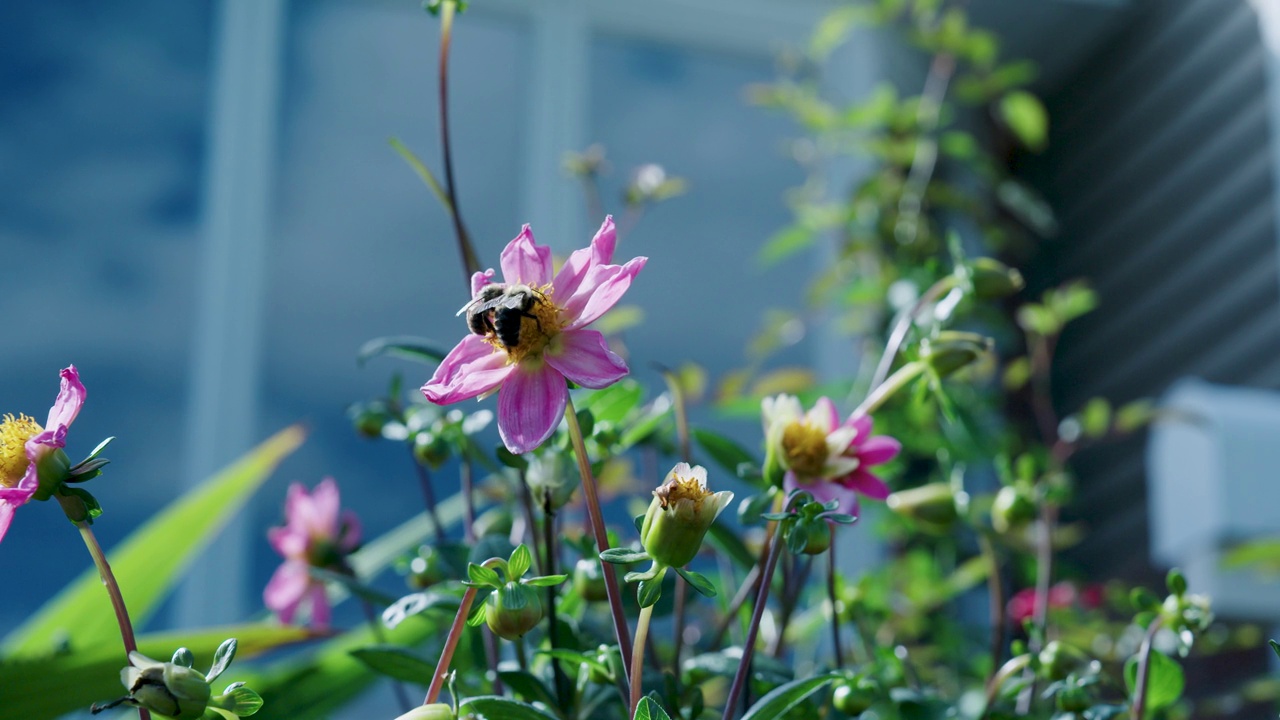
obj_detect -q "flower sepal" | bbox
[66,436,115,483]
[54,486,102,524]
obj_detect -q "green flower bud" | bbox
[573,558,608,602]
[969,257,1025,299]
[639,463,733,569]
[886,483,960,534]
[119,652,212,719]
[407,545,451,589]
[832,675,879,716]
[525,452,580,511]
[413,434,451,469]
[799,520,832,555]
[919,331,994,378]
[394,704,456,720]
[991,485,1036,533]
[1037,640,1086,681]
[590,644,622,684]
[485,582,543,640]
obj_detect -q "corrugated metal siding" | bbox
[1021,0,1280,577]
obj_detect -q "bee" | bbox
[457,283,546,350]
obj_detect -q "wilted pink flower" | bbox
[762,394,901,515]
[423,217,646,454]
[264,478,361,629]
[0,366,85,543]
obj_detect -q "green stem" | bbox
[978,533,1006,684]
[869,275,957,391]
[436,0,481,285]
[855,361,926,418]
[537,486,572,709]
[827,535,844,668]
[563,395,634,688]
[629,603,655,716]
[424,586,478,704]
[76,521,151,720]
[1131,616,1165,720]
[721,522,784,720]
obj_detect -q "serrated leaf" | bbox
[1124,649,1184,714]
[3,426,305,656]
[356,335,448,366]
[459,696,561,720]
[741,673,838,720]
[634,695,675,720]
[349,645,436,686]
[692,428,759,478]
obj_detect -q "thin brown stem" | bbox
[410,452,447,544]
[436,0,481,286]
[460,459,476,544]
[977,533,1006,682]
[564,395,634,687]
[76,521,150,720]
[721,524,784,720]
[827,536,845,668]
[424,586,478,704]
[539,486,572,709]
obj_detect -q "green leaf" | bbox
[206,638,237,683]
[509,544,533,580]
[600,547,650,564]
[1079,398,1112,438]
[634,695,675,720]
[1270,639,1280,661]
[706,520,756,569]
[498,669,560,708]
[349,645,435,686]
[0,623,314,720]
[692,428,759,478]
[741,673,838,720]
[999,90,1048,151]
[637,576,664,608]
[459,696,561,720]
[3,426,306,656]
[217,684,263,716]
[381,591,462,630]
[758,225,814,266]
[522,574,568,588]
[356,335,448,367]
[467,563,502,588]
[1124,650,1184,714]
[674,568,716,598]
[577,380,644,425]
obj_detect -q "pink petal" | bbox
[268,525,307,560]
[857,436,901,466]
[308,478,342,538]
[283,483,319,535]
[0,501,16,544]
[562,256,647,330]
[46,366,86,431]
[844,414,873,440]
[338,509,362,552]
[787,472,861,516]
[264,561,310,622]
[552,217,617,300]
[838,469,891,501]
[497,361,568,454]
[500,226,552,286]
[422,335,515,404]
[307,583,332,629]
[545,329,628,389]
[470,268,496,297]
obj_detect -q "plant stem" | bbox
[855,361,926,419]
[977,533,1006,684]
[629,603,655,717]
[660,366,692,680]
[76,521,151,720]
[424,586,478,704]
[721,523,784,720]
[1131,616,1165,720]
[410,451,447,544]
[711,563,760,649]
[460,459,476,544]
[435,0,481,285]
[540,486,572,709]
[359,597,413,712]
[563,395,634,687]
[869,276,958,392]
[827,535,844,668]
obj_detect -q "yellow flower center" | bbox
[0,413,42,488]
[654,473,711,512]
[482,284,565,364]
[781,422,829,478]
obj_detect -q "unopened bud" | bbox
[1037,640,1086,681]
[394,704,456,720]
[573,558,608,602]
[119,652,212,719]
[991,486,1036,534]
[640,463,733,568]
[969,257,1025,299]
[920,332,993,378]
[887,483,960,534]
[485,583,543,640]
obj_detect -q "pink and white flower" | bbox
[264,478,362,629]
[423,217,646,454]
[762,394,901,515]
[0,366,85,544]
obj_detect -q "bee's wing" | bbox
[456,296,482,316]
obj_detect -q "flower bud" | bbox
[969,257,1025,299]
[919,331,993,378]
[1037,640,1086,681]
[832,675,879,716]
[991,485,1036,534]
[640,463,733,569]
[119,652,212,719]
[886,483,960,534]
[799,520,832,555]
[485,583,543,640]
[394,704,456,720]
[525,452,580,511]
[573,558,608,602]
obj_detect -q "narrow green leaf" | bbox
[349,645,436,687]
[206,638,237,683]
[1124,650,1184,714]
[674,568,716,598]
[459,696,561,720]
[3,426,306,656]
[0,623,314,720]
[356,335,448,367]
[388,136,452,213]
[509,544,533,580]
[741,674,838,720]
[692,428,759,477]
[1270,639,1280,661]
[600,547,650,564]
[468,563,502,588]
[522,574,568,588]
[638,577,664,608]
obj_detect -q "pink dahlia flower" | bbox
[264,478,361,629]
[0,366,85,543]
[423,217,646,454]
[762,394,901,515]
